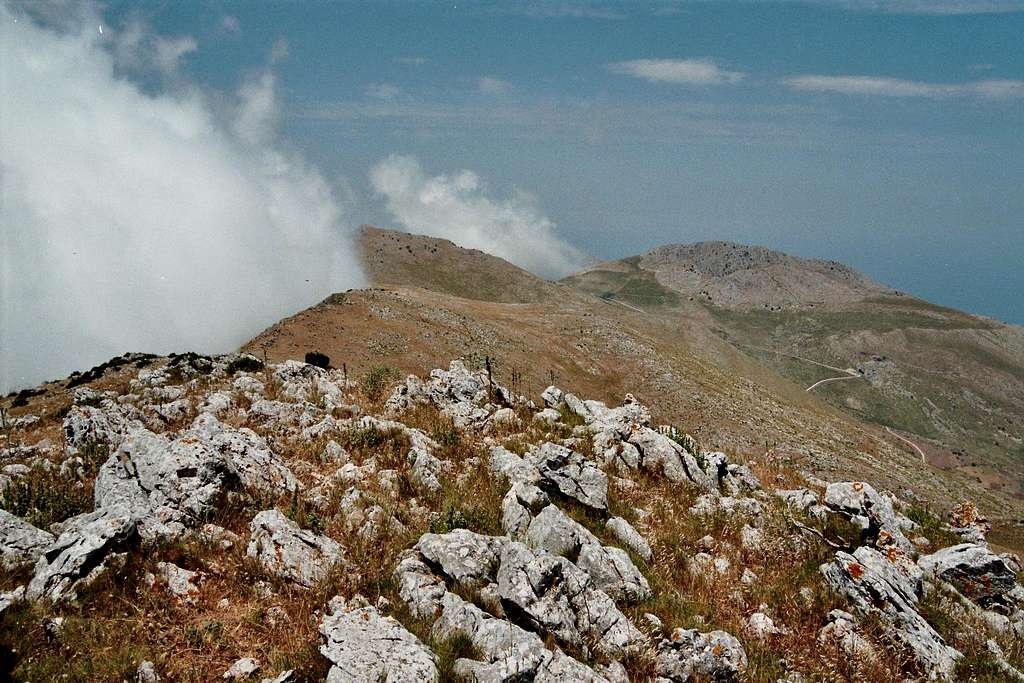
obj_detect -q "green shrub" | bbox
[361,366,399,401]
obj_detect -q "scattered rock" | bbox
[656,627,748,681]
[527,442,608,512]
[223,657,260,679]
[821,546,960,678]
[136,660,161,683]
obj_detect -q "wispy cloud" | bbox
[478,76,512,94]
[365,82,401,100]
[270,37,289,63]
[784,74,1024,99]
[607,58,746,85]
[821,0,1024,14]
[395,56,428,65]
[221,15,240,34]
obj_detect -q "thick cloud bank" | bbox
[370,155,584,280]
[0,8,362,392]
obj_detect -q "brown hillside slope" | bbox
[246,228,1023,550]
[566,243,1024,511]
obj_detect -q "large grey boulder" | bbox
[501,482,549,540]
[183,414,298,496]
[246,510,343,588]
[497,541,644,657]
[319,598,438,682]
[526,442,608,512]
[433,591,613,682]
[918,543,1020,606]
[0,510,55,570]
[655,627,748,681]
[433,591,550,680]
[394,552,448,620]
[414,529,506,587]
[523,505,650,603]
[824,482,914,553]
[526,504,600,557]
[63,403,143,456]
[576,543,652,603]
[26,507,137,602]
[626,427,716,491]
[775,488,827,520]
[821,546,960,679]
[94,427,235,542]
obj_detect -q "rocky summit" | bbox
[1,351,1022,681]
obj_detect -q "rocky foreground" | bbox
[1,354,1022,681]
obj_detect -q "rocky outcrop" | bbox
[821,546,960,678]
[94,427,235,542]
[415,529,504,586]
[655,627,748,681]
[183,414,298,496]
[0,509,54,570]
[824,482,915,553]
[63,402,143,456]
[26,506,137,602]
[527,442,608,512]
[918,543,1020,607]
[606,516,653,563]
[319,597,438,682]
[246,510,344,588]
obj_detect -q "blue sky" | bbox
[49,1,1024,324]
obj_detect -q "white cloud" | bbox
[395,56,428,65]
[784,74,1024,99]
[0,6,363,392]
[478,76,512,94]
[221,15,240,33]
[369,155,585,279]
[365,82,401,100]
[607,58,746,85]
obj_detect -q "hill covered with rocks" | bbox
[1,352,1021,681]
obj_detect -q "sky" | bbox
[2,0,1023,389]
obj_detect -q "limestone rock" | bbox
[576,542,652,603]
[821,546,959,678]
[606,516,653,563]
[656,628,748,681]
[0,509,55,570]
[183,414,298,496]
[526,442,608,511]
[223,657,260,679]
[918,543,1019,607]
[824,482,914,553]
[94,428,235,542]
[393,552,448,620]
[414,529,505,587]
[246,510,343,588]
[26,507,137,602]
[817,610,877,662]
[319,598,438,682]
